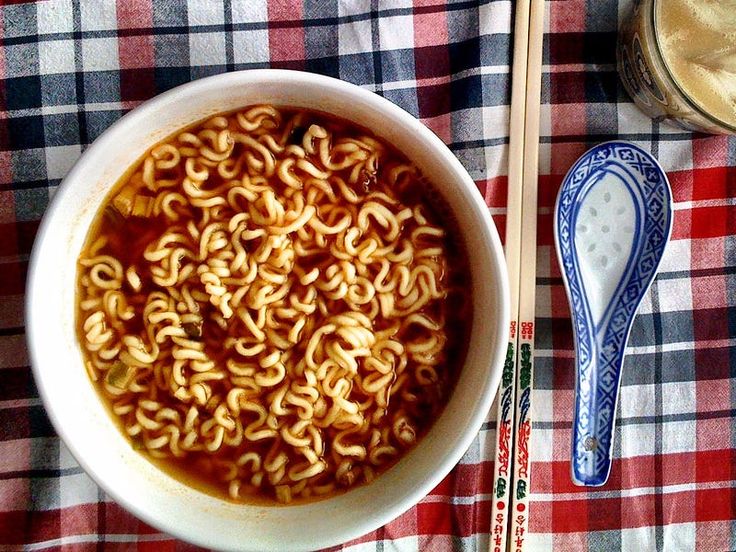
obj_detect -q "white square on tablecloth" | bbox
[379,15,414,51]
[621,526,657,552]
[637,289,654,315]
[189,32,227,67]
[79,0,118,31]
[654,275,692,313]
[663,522,696,551]
[233,29,269,65]
[231,2,268,24]
[481,104,510,141]
[538,102,552,143]
[525,532,554,550]
[483,141,507,190]
[36,1,74,35]
[657,139,694,172]
[59,471,99,509]
[532,388,555,425]
[662,419,697,453]
[336,1,368,17]
[459,432,483,465]
[659,238,690,274]
[619,417,656,458]
[39,40,75,75]
[660,381,696,416]
[45,145,82,181]
[59,440,83,470]
[188,0,225,26]
[617,102,655,135]
[338,17,374,56]
[530,428,555,463]
[538,142,552,178]
[478,422,496,460]
[619,383,655,420]
[80,38,120,72]
[479,0,513,36]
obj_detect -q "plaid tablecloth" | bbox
[1,0,734,550]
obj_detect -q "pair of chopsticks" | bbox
[489,1,545,552]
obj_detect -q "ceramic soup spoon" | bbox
[554,141,673,486]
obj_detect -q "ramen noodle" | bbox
[76,105,471,504]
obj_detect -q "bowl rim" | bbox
[26,68,510,550]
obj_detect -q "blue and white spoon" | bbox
[554,141,673,486]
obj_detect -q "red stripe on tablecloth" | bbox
[421,113,452,144]
[0,407,31,440]
[267,1,305,70]
[537,213,554,246]
[102,500,140,535]
[695,487,736,522]
[0,220,38,256]
[416,79,451,122]
[670,208,691,241]
[136,517,161,535]
[491,214,506,245]
[692,135,730,170]
[548,111,588,172]
[535,450,736,495]
[0,508,61,546]
[417,499,491,537]
[61,502,99,538]
[0,215,19,268]
[689,236,726,270]
[549,0,587,34]
[116,0,153,27]
[413,13,451,142]
[420,112,452,147]
[0,260,26,296]
[0,294,24,329]
[0,479,29,512]
[536,487,734,534]
[538,174,563,211]
[138,542,175,551]
[690,206,732,239]
[481,176,508,209]
[117,0,155,102]
[0,438,31,473]
[693,312,732,355]
[696,520,735,552]
[688,167,736,202]
[667,169,693,204]
[691,273,728,311]
[413,5,446,48]
[549,140,588,180]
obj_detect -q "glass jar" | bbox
[617,0,736,135]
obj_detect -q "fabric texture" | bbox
[0,0,734,550]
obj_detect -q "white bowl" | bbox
[26,69,509,551]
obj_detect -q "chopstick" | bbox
[489,2,531,551]
[509,0,545,550]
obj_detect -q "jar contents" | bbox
[656,0,736,128]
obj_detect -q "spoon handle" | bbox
[571,338,626,486]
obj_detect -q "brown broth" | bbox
[76,107,473,505]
